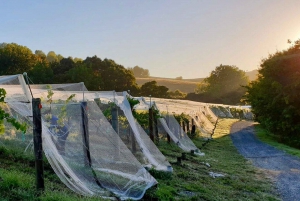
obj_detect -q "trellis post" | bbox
[32,98,45,192]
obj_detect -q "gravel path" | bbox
[230,121,300,201]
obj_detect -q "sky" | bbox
[1,0,300,79]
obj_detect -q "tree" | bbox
[0,43,38,75]
[83,57,139,92]
[168,89,186,99]
[28,61,54,84]
[245,39,300,148]
[194,65,249,104]
[46,51,58,63]
[140,81,169,98]
[128,66,150,78]
[35,50,47,61]
[74,57,83,63]
[66,63,100,90]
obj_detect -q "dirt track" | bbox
[230,121,300,201]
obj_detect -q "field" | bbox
[136,77,202,93]
[0,119,280,201]
[136,70,258,94]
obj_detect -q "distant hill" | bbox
[136,77,201,93]
[135,70,258,94]
[245,69,258,81]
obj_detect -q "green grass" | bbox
[0,119,280,201]
[0,146,109,201]
[255,124,300,158]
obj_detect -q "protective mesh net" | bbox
[212,105,253,120]
[0,75,33,154]
[134,97,204,155]
[80,91,172,172]
[0,76,157,200]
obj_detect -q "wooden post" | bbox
[179,121,183,139]
[130,128,136,153]
[111,107,120,158]
[111,107,119,134]
[149,108,154,142]
[32,98,45,191]
[182,121,186,132]
[155,118,159,143]
[177,156,182,165]
[187,121,190,132]
[191,125,196,135]
[81,101,104,189]
[81,101,91,167]
[166,116,171,143]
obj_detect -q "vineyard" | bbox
[0,74,278,200]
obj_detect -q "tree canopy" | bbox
[0,43,38,75]
[139,81,169,98]
[188,65,249,104]
[0,42,190,99]
[245,39,300,148]
[128,66,150,78]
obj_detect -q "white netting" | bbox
[0,75,33,153]
[0,76,157,200]
[75,91,172,172]
[134,97,204,156]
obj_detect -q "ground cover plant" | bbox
[0,119,280,200]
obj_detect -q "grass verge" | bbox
[255,124,300,158]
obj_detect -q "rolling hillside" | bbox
[136,70,258,94]
[136,77,201,93]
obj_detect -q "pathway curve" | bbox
[230,121,300,201]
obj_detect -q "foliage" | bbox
[133,111,149,130]
[0,43,38,75]
[128,66,150,78]
[101,101,117,121]
[29,61,54,84]
[66,63,99,90]
[168,89,187,99]
[174,113,190,124]
[126,96,140,111]
[190,65,249,104]
[139,81,169,98]
[245,39,300,148]
[57,94,76,126]
[0,88,27,134]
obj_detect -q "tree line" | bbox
[0,43,185,98]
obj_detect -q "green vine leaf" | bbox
[0,88,27,134]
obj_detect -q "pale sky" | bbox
[1,0,300,78]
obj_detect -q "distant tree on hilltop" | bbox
[128,66,150,78]
[187,65,249,104]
